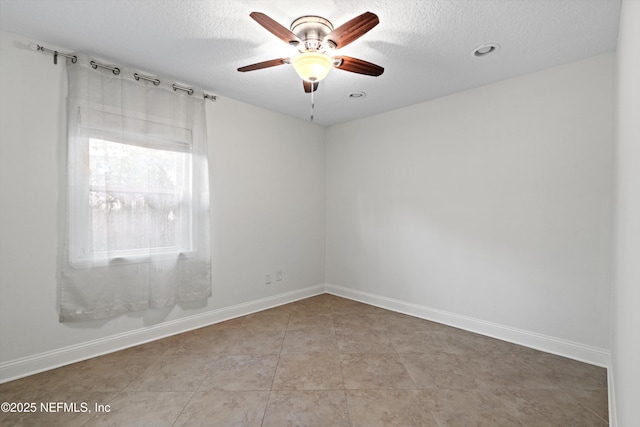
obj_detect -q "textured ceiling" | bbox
[0,0,621,126]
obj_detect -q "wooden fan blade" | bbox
[325,11,379,49]
[237,58,288,72]
[303,80,319,93]
[250,12,302,46]
[334,56,384,76]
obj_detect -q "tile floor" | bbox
[0,294,608,426]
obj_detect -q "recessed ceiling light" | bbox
[349,91,366,99]
[473,43,500,57]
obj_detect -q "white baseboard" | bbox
[0,285,325,384]
[326,283,610,368]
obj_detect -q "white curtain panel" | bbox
[59,54,211,321]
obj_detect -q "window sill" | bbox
[69,249,197,269]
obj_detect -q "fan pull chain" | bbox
[310,87,315,122]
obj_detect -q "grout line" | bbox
[170,390,198,427]
[332,305,355,426]
[260,311,291,427]
[385,328,419,390]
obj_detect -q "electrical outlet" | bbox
[265,273,271,285]
[276,270,282,281]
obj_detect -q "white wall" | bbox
[207,97,325,309]
[611,1,640,425]
[0,31,325,378]
[326,54,615,361]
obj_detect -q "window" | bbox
[87,138,190,257]
[60,55,211,322]
[67,109,198,266]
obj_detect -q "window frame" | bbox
[67,112,196,267]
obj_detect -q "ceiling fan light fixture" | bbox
[291,51,333,82]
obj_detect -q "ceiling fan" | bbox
[238,11,384,93]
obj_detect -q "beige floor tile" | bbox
[262,390,350,427]
[162,324,235,356]
[1,408,88,427]
[114,334,183,360]
[200,354,278,391]
[445,328,528,355]
[466,352,555,390]
[340,353,416,389]
[221,327,286,355]
[333,313,390,332]
[281,329,338,353]
[430,388,524,427]
[173,390,269,427]
[6,353,149,395]
[328,297,382,315]
[288,295,335,315]
[520,352,608,390]
[0,390,114,427]
[387,329,474,355]
[287,313,334,332]
[240,310,291,332]
[385,314,462,334]
[399,352,479,389]
[480,337,542,357]
[83,391,192,426]
[272,352,343,390]
[335,329,396,353]
[505,388,608,426]
[126,354,209,392]
[346,389,440,426]
[0,370,61,397]
[569,388,609,422]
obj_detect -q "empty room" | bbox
[0,0,638,426]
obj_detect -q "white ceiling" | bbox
[0,0,621,126]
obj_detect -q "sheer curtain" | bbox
[59,54,211,321]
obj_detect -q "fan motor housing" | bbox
[290,16,334,50]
